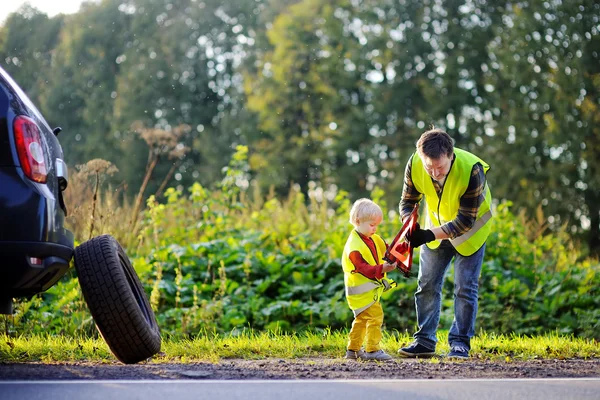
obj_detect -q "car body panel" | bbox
[0,66,74,301]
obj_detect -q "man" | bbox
[397,129,493,359]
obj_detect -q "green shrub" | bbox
[5,147,599,340]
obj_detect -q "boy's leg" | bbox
[347,309,369,352]
[448,243,486,352]
[364,302,384,353]
[413,241,455,350]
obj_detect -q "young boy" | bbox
[342,198,396,361]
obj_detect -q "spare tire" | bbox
[74,234,161,364]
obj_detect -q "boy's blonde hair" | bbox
[349,198,383,227]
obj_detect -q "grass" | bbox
[0,330,598,364]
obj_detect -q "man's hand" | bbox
[408,228,435,248]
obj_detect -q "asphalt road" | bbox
[1,378,599,400]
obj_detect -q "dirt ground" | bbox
[1,358,599,380]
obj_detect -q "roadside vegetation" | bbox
[1,147,598,360]
[0,331,597,364]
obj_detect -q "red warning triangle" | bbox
[384,204,419,277]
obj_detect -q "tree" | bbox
[113,0,264,193]
[244,0,388,195]
[481,0,600,254]
[0,5,63,101]
[37,0,129,168]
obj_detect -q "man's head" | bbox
[416,129,454,182]
[349,198,383,237]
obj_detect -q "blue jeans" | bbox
[413,240,486,351]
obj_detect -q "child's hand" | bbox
[382,262,396,273]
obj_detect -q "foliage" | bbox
[63,159,133,246]
[473,202,600,339]
[0,5,63,100]
[476,0,600,255]
[243,0,373,194]
[3,148,598,342]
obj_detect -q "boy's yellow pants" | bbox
[347,301,384,353]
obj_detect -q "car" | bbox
[0,65,161,364]
[0,66,72,312]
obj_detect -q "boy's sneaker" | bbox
[397,341,436,358]
[447,345,469,359]
[361,349,393,361]
[345,349,366,359]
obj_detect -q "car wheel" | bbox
[74,234,161,364]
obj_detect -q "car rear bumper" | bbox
[0,241,74,297]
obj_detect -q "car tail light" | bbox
[13,115,48,183]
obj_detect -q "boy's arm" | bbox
[348,251,385,280]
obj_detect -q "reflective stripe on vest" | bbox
[412,148,493,256]
[341,230,392,316]
[346,281,381,296]
[353,300,377,317]
[450,209,492,247]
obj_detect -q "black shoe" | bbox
[398,341,435,358]
[447,345,469,359]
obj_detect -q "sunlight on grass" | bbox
[0,334,112,362]
[159,329,352,363]
[1,330,597,364]
[473,331,599,360]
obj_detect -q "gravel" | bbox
[1,358,599,380]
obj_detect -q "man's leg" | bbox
[448,243,486,351]
[413,241,455,350]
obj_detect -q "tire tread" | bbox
[74,234,161,364]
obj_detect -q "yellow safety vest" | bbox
[341,230,395,317]
[411,147,493,256]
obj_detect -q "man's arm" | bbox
[436,163,486,239]
[399,155,422,223]
[411,163,486,245]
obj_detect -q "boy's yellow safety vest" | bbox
[341,231,395,317]
[411,147,493,256]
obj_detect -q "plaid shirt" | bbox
[399,154,486,239]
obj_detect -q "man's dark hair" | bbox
[416,129,454,159]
